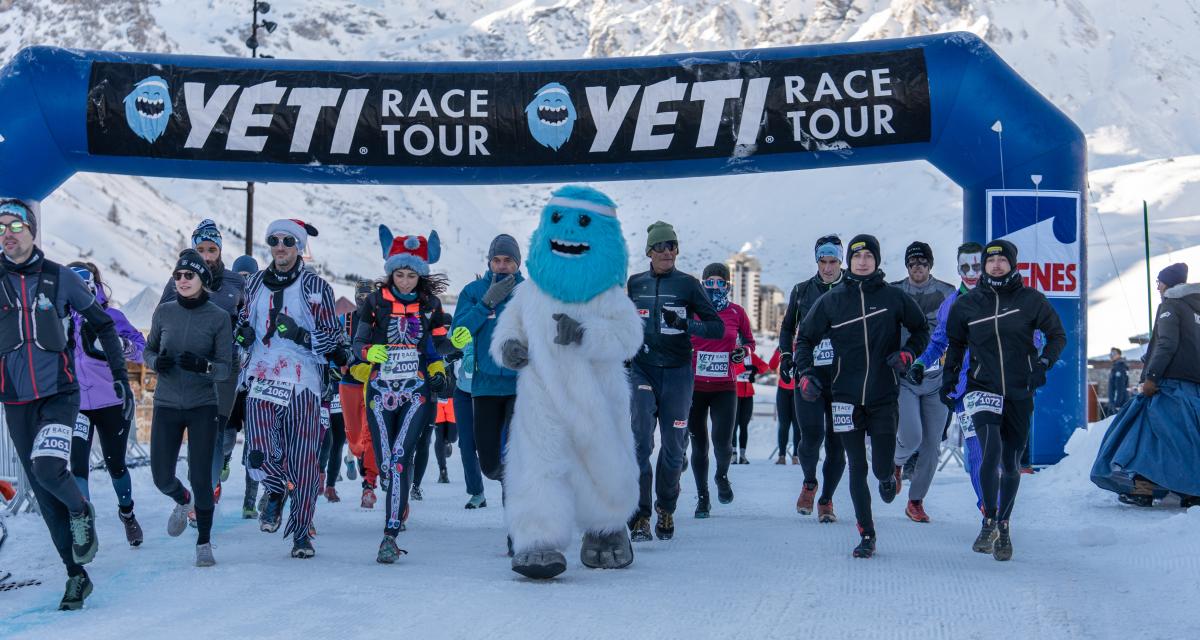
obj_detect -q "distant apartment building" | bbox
[727,253,762,331]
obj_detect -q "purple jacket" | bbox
[74,294,145,410]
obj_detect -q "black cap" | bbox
[175,249,213,289]
[846,234,881,266]
[983,239,1018,269]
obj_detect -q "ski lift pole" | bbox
[1143,200,1152,333]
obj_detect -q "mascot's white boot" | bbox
[490,185,643,580]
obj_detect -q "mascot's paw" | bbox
[512,548,568,580]
[580,530,634,570]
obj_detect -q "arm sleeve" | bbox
[307,278,343,357]
[688,279,724,339]
[210,311,233,382]
[899,293,930,357]
[777,285,801,356]
[1035,295,1068,367]
[794,296,828,374]
[917,294,955,368]
[1144,303,1179,381]
[143,307,163,371]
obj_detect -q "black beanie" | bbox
[905,241,933,266]
[703,262,730,281]
[846,234,881,266]
[983,239,1018,270]
[175,249,213,289]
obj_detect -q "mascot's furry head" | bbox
[379,225,441,276]
[123,76,172,144]
[526,185,627,304]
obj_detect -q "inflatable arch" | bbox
[0,32,1085,463]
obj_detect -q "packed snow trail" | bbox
[1,418,1196,639]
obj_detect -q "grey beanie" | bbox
[488,234,521,267]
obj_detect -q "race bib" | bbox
[32,423,72,461]
[73,414,91,440]
[381,346,420,381]
[320,408,331,428]
[813,338,835,366]
[660,304,687,336]
[831,402,856,433]
[329,392,342,414]
[963,391,1003,417]
[736,370,751,383]
[249,378,294,407]
[695,351,730,378]
[956,412,976,439]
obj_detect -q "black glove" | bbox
[444,350,464,364]
[154,352,177,374]
[234,324,256,348]
[779,352,794,385]
[731,346,748,364]
[113,378,135,422]
[886,350,915,374]
[1030,357,1050,389]
[939,381,957,410]
[906,362,926,385]
[744,362,758,375]
[427,372,448,394]
[748,371,758,384]
[661,309,688,331]
[275,313,311,348]
[798,374,822,402]
[178,351,212,374]
[327,346,351,368]
[553,313,585,346]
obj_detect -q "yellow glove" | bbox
[450,326,473,350]
[426,360,447,378]
[349,363,372,383]
[366,344,389,364]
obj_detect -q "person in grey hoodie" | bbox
[144,250,232,567]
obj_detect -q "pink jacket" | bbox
[690,303,755,393]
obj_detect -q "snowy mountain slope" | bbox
[1,0,1198,353]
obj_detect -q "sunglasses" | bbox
[703,278,729,289]
[0,221,28,235]
[650,241,678,253]
[173,271,197,282]
[907,258,931,268]
[267,235,297,248]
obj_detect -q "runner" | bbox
[236,218,344,559]
[0,199,134,609]
[769,347,799,465]
[354,228,449,562]
[779,235,847,522]
[942,239,1065,561]
[794,234,928,558]
[228,255,260,518]
[339,280,381,510]
[66,262,146,547]
[890,241,957,523]
[144,250,232,567]
[686,263,754,517]
[627,221,723,541]
[731,348,768,465]
[450,234,524,546]
[452,341,487,508]
[317,360,346,502]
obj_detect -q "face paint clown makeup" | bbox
[958,252,982,289]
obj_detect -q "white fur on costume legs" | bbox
[505,407,576,555]
[571,378,639,534]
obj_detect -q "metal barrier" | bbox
[1,411,38,515]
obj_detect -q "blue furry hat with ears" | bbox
[526,184,628,303]
[379,225,441,276]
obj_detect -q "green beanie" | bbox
[645,220,678,253]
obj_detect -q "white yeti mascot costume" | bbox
[491,185,643,579]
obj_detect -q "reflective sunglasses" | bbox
[703,278,729,289]
[649,240,678,253]
[267,235,297,248]
[173,271,197,281]
[0,221,28,235]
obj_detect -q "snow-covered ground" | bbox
[3,413,1197,638]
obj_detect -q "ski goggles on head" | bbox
[267,234,297,248]
[907,257,931,268]
[702,278,729,290]
[0,221,29,235]
[649,240,678,253]
[71,266,97,292]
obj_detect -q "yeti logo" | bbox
[123,76,173,143]
[525,83,576,151]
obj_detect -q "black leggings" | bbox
[414,422,449,487]
[734,395,754,450]
[318,411,346,488]
[71,404,133,508]
[472,394,514,482]
[687,389,737,496]
[775,387,800,457]
[795,392,847,500]
[150,404,219,543]
[838,404,897,536]
[975,396,1034,521]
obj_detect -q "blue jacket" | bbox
[919,286,969,401]
[451,271,524,397]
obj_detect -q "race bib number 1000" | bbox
[831,402,856,433]
[381,347,420,381]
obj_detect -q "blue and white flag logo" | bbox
[986,189,1081,298]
